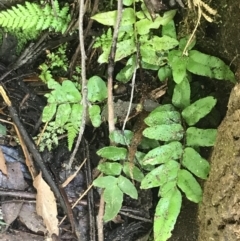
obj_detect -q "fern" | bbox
[65,122,78,151]
[0,0,70,34]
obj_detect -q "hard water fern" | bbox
[94,92,218,240]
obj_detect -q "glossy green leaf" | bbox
[141,161,179,189]
[97,146,127,161]
[98,37,136,64]
[187,50,236,83]
[55,103,71,126]
[116,55,137,83]
[115,38,136,61]
[47,79,61,89]
[89,105,101,127]
[141,165,165,189]
[140,46,164,66]
[144,110,181,126]
[162,19,177,39]
[143,141,183,165]
[109,130,133,145]
[135,151,154,171]
[62,80,81,102]
[117,175,138,199]
[70,103,82,127]
[139,137,159,150]
[93,176,118,188]
[144,35,179,52]
[143,124,184,141]
[91,8,135,26]
[159,180,177,197]
[52,88,68,103]
[121,8,136,26]
[182,96,217,126]
[87,76,107,102]
[177,169,202,203]
[186,127,217,147]
[123,0,133,6]
[182,147,210,179]
[172,77,190,109]
[168,50,188,84]
[154,188,182,241]
[151,104,175,114]
[123,162,145,182]
[103,185,123,221]
[136,10,176,35]
[158,65,172,82]
[97,162,122,176]
[42,103,57,122]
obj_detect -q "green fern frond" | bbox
[0,1,70,34]
[53,0,60,13]
[65,123,78,151]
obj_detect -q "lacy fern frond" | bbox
[0,0,70,34]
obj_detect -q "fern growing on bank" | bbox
[0,0,70,34]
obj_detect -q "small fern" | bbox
[65,122,78,151]
[0,0,70,34]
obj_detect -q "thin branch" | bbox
[97,191,105,241]
[122,67,137,131]
[107,0,123,133]
[68,0,88,168]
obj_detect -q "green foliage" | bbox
[92,1,235,84]
[0,0,70,52]
[0,1,70,34]
[95,93,216,240]
[38,45,107,151]
[40,76,107,151]
[91,1,236,239]
[93,175,138,221]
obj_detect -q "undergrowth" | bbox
[0,0,70,52]
[37,45,107,151]
[91,1,235,241]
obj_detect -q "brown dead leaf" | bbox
[2,202,23,226]
[33,172,59,236]
[0,162,28,190]
[19,203,46,233]
[0,146,7,175]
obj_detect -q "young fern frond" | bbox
[65,123,78,151]
[0,0,70,34]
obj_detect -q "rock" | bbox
[198,83,240,241]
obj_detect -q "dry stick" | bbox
[122,67,137,131]
[0,189,36,199]
[107,0,123,133]
[97,191,105,241]
[182,5,201,56]
[70,0,99,76]
[67,0,88,169]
